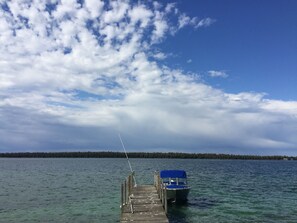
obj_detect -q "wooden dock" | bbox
[120,173,169,223]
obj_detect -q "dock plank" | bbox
[120,185,168,223]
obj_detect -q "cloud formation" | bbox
[178,14,215,29]
[208,70,228,78]
[0,0,297,155]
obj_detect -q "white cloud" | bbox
[84,0,104,19]
[195,17,216,28]
[151,11,168,43]
[178,15,216,29]
[208,70,228,78]
[128,4,153,27]
[165,3,176,13]
[178,13,190,29]
[152,52,167,60]
[102,1,129,24]
[0,1,296,155]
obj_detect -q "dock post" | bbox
[164,187,168,214]
[124,180,127,205]
[158,174,160,198]
[128,175,131,196]
[121,183,124,209]
[157,173,161,199]
[161,184,164,206]
[129,174,133,192]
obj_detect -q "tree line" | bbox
[0,151,296,160]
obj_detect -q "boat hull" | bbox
[166,188,190,202]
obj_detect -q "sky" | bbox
[0,0,297,155]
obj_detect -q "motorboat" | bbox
[159,170,190,202]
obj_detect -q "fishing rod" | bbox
[118,134,137,186]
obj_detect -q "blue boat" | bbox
[160,170,191,202]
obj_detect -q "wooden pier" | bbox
[120,172,168,223]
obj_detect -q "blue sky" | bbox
[0,0,297,155]
[159,0,297,100]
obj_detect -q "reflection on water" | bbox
[168,196,220,223]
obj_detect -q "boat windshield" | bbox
[162,177,187,185]
[160,170,188,186]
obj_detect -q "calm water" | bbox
[0,158,297,223]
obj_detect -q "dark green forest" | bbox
[0,151,296,160]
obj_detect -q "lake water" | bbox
[0,158,296,223]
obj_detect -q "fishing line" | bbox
[119,134,137,186]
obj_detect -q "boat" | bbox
[159,170,190,202]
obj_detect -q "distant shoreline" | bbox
[0,152,296,160]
